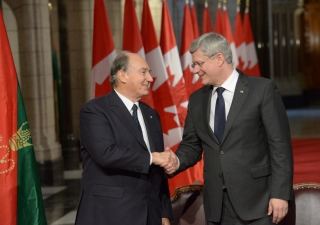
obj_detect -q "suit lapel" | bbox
[221,72,249,144]
[109,91,148,150]
[202,86,219,144]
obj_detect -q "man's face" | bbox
[191,48,219,86]
[126,54,153,101]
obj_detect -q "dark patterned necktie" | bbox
[214,87,226,143]
[132,104,142,134]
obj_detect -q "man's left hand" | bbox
[162,217,170,225]
[268,198,288,224]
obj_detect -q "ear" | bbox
[117,70,127,84]
[216,53,224,67]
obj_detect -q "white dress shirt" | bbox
[114,90,152,164]
[209,69,239,132]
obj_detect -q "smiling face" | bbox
[191,48,234,87]
[119,53,153,102]
[192,48,221,86]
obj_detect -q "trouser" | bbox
[208,189,279,225]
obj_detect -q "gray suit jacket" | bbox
[175,72,293,222]
[75,90,173,225]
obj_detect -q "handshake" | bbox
[152,147,178,174]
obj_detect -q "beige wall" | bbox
[2,1,20,82]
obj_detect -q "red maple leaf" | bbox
[150,77,180,134]
[166,67,188,127]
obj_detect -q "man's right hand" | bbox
[152,147,178,174]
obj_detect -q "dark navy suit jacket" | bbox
[75,90,172,225]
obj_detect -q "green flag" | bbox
[0,9,47,225]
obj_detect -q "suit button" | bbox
[220,151,224,155]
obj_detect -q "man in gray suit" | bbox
[164,32,293,225]
[75,51,173,225]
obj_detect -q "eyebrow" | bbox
[140,67,151,72]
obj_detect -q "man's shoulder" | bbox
[238,71,272,85]
[246,76,276,91]
[189,85,211,99]
[81,93,112,112]
[247,75,271,83]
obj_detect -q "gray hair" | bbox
[110,51,131,88]
[189,32,233,64]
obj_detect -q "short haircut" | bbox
[110,51,131,88]
[189,32,233,64]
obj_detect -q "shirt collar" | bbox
[114,89,139,112]
[213,69,239,94]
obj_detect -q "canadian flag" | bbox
[91,0,116,98]
[141,0,181,152]
[160,0,188,128]
[180,1,204,184]
[223,4,239,69]
[190,0,200,38]
[123,0,154,107]
[234,4,248,71]
[202,1,213,34]
[214,1,224,35]
[181,0,202,96]
[243,6,261,76]
[123,0,144,56]
[160,0,193,194]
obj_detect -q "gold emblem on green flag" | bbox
[0,122,33,174]
[9,122,32,150]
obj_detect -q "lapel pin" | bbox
[150,116,153,118]
[240,90,244,93]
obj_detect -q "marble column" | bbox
[5,0,63,185]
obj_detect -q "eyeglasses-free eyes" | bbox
[191,52,219,69]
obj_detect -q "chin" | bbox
[142,91,149,96]
[201,80,208,86]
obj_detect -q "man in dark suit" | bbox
[164,32,293,225]
[75,51,173,225]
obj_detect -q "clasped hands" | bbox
[152,147,178,174]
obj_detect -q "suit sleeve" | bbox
[151,111,173,220]
[80,101,151,174]
[175,94,203,174]
[161,173,173,220]
[261,80,294,200]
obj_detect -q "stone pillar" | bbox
[7,0,63,186]
[65,0,93,139]
[105,0,124,51]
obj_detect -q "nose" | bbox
[146,72,153,82]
